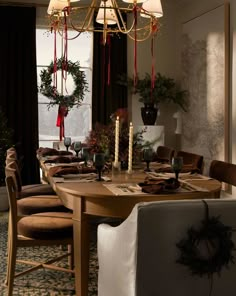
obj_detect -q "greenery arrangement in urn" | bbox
[118,72,189,125]
[0,107,14,186]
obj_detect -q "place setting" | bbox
[142,156,210,194]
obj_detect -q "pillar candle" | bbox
[128,122,133,173]
[114,116,119,166]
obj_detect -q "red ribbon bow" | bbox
[56,105,68,141]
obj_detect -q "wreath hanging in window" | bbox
[39,57,88,110]
[176,200,235,296]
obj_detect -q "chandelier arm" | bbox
[69,5,96,33]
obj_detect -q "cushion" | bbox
[19,183,55,199]
[17,196,70,215]
[18,212,73,240]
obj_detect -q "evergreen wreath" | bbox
[39,58,88,110]
[176,201,235,296]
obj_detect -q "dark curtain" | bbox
[0,6,39,185]
[92,28,127,126]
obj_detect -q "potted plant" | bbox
[0,107,14,211]
[118,72,189,125]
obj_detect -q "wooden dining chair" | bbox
[5,156,55,198]
[154,145,175,163]
[5,162,70,215]
[176,150,204,174]
[4,175,74,296]
[209,160,236,186]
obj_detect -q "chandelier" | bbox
[47,0,163,45]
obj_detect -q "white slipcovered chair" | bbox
[97,199,236,296]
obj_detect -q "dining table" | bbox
[39,157,222,296]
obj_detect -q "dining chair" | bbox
[5,162,69,215]
[154,145,175,163]
[5,155,55,198]
[209,160,236,186]
[176,150,204,173]
[97,199,236,296]
[4,175,74,296]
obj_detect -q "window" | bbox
[36,28,93,148]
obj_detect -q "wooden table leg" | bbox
[73,197,89,296]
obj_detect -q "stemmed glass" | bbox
[143,148,153,172]
[171,157,183,181]
[74,141,82,157]
[93,153,105,181]
[64,137,72,151]
[81,147,90,166]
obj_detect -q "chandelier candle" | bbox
[114,116,120,167]
[128,122,134,174]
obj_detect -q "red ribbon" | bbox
[151,36,155,103]
[56,105,68,141]
[133,5,138,88]
[53,24,57,93]
[107,35,111,86]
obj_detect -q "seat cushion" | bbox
[18,212,73,240]
[19,183,55,199]
[17,196,70,215]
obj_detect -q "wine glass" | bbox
[143,148,153,172]
[74,141,82,157]
[93,153,105,181]
[64,137,72,151]
[171,156,183,181]
[81,147,90,165]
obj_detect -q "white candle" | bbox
[114,116,119,166]
[128,122,133,173]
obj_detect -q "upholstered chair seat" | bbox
[18,212,73,240]
[19,183,55,198]
[17,196,70,215]
[5,176,74,296]
[5,163,69,215]
[5,151,56,198]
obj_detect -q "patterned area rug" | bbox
[0,211,98,296]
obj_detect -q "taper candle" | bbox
[114,116,119,166]
[128,122,133,173]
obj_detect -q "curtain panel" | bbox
[0,6,39,185]
[92,29,127,126]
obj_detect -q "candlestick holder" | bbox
[125,169,133,180]
[112,161,121,179]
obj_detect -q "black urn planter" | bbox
[141,103,158,125]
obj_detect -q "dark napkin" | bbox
[139,178,180,194]
[44,155,82,164]
[37,147,73,157]
[155,164,200,174]
[49,166,97,177]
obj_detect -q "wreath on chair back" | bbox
[39,57,88,110]
[176,200,235,296]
